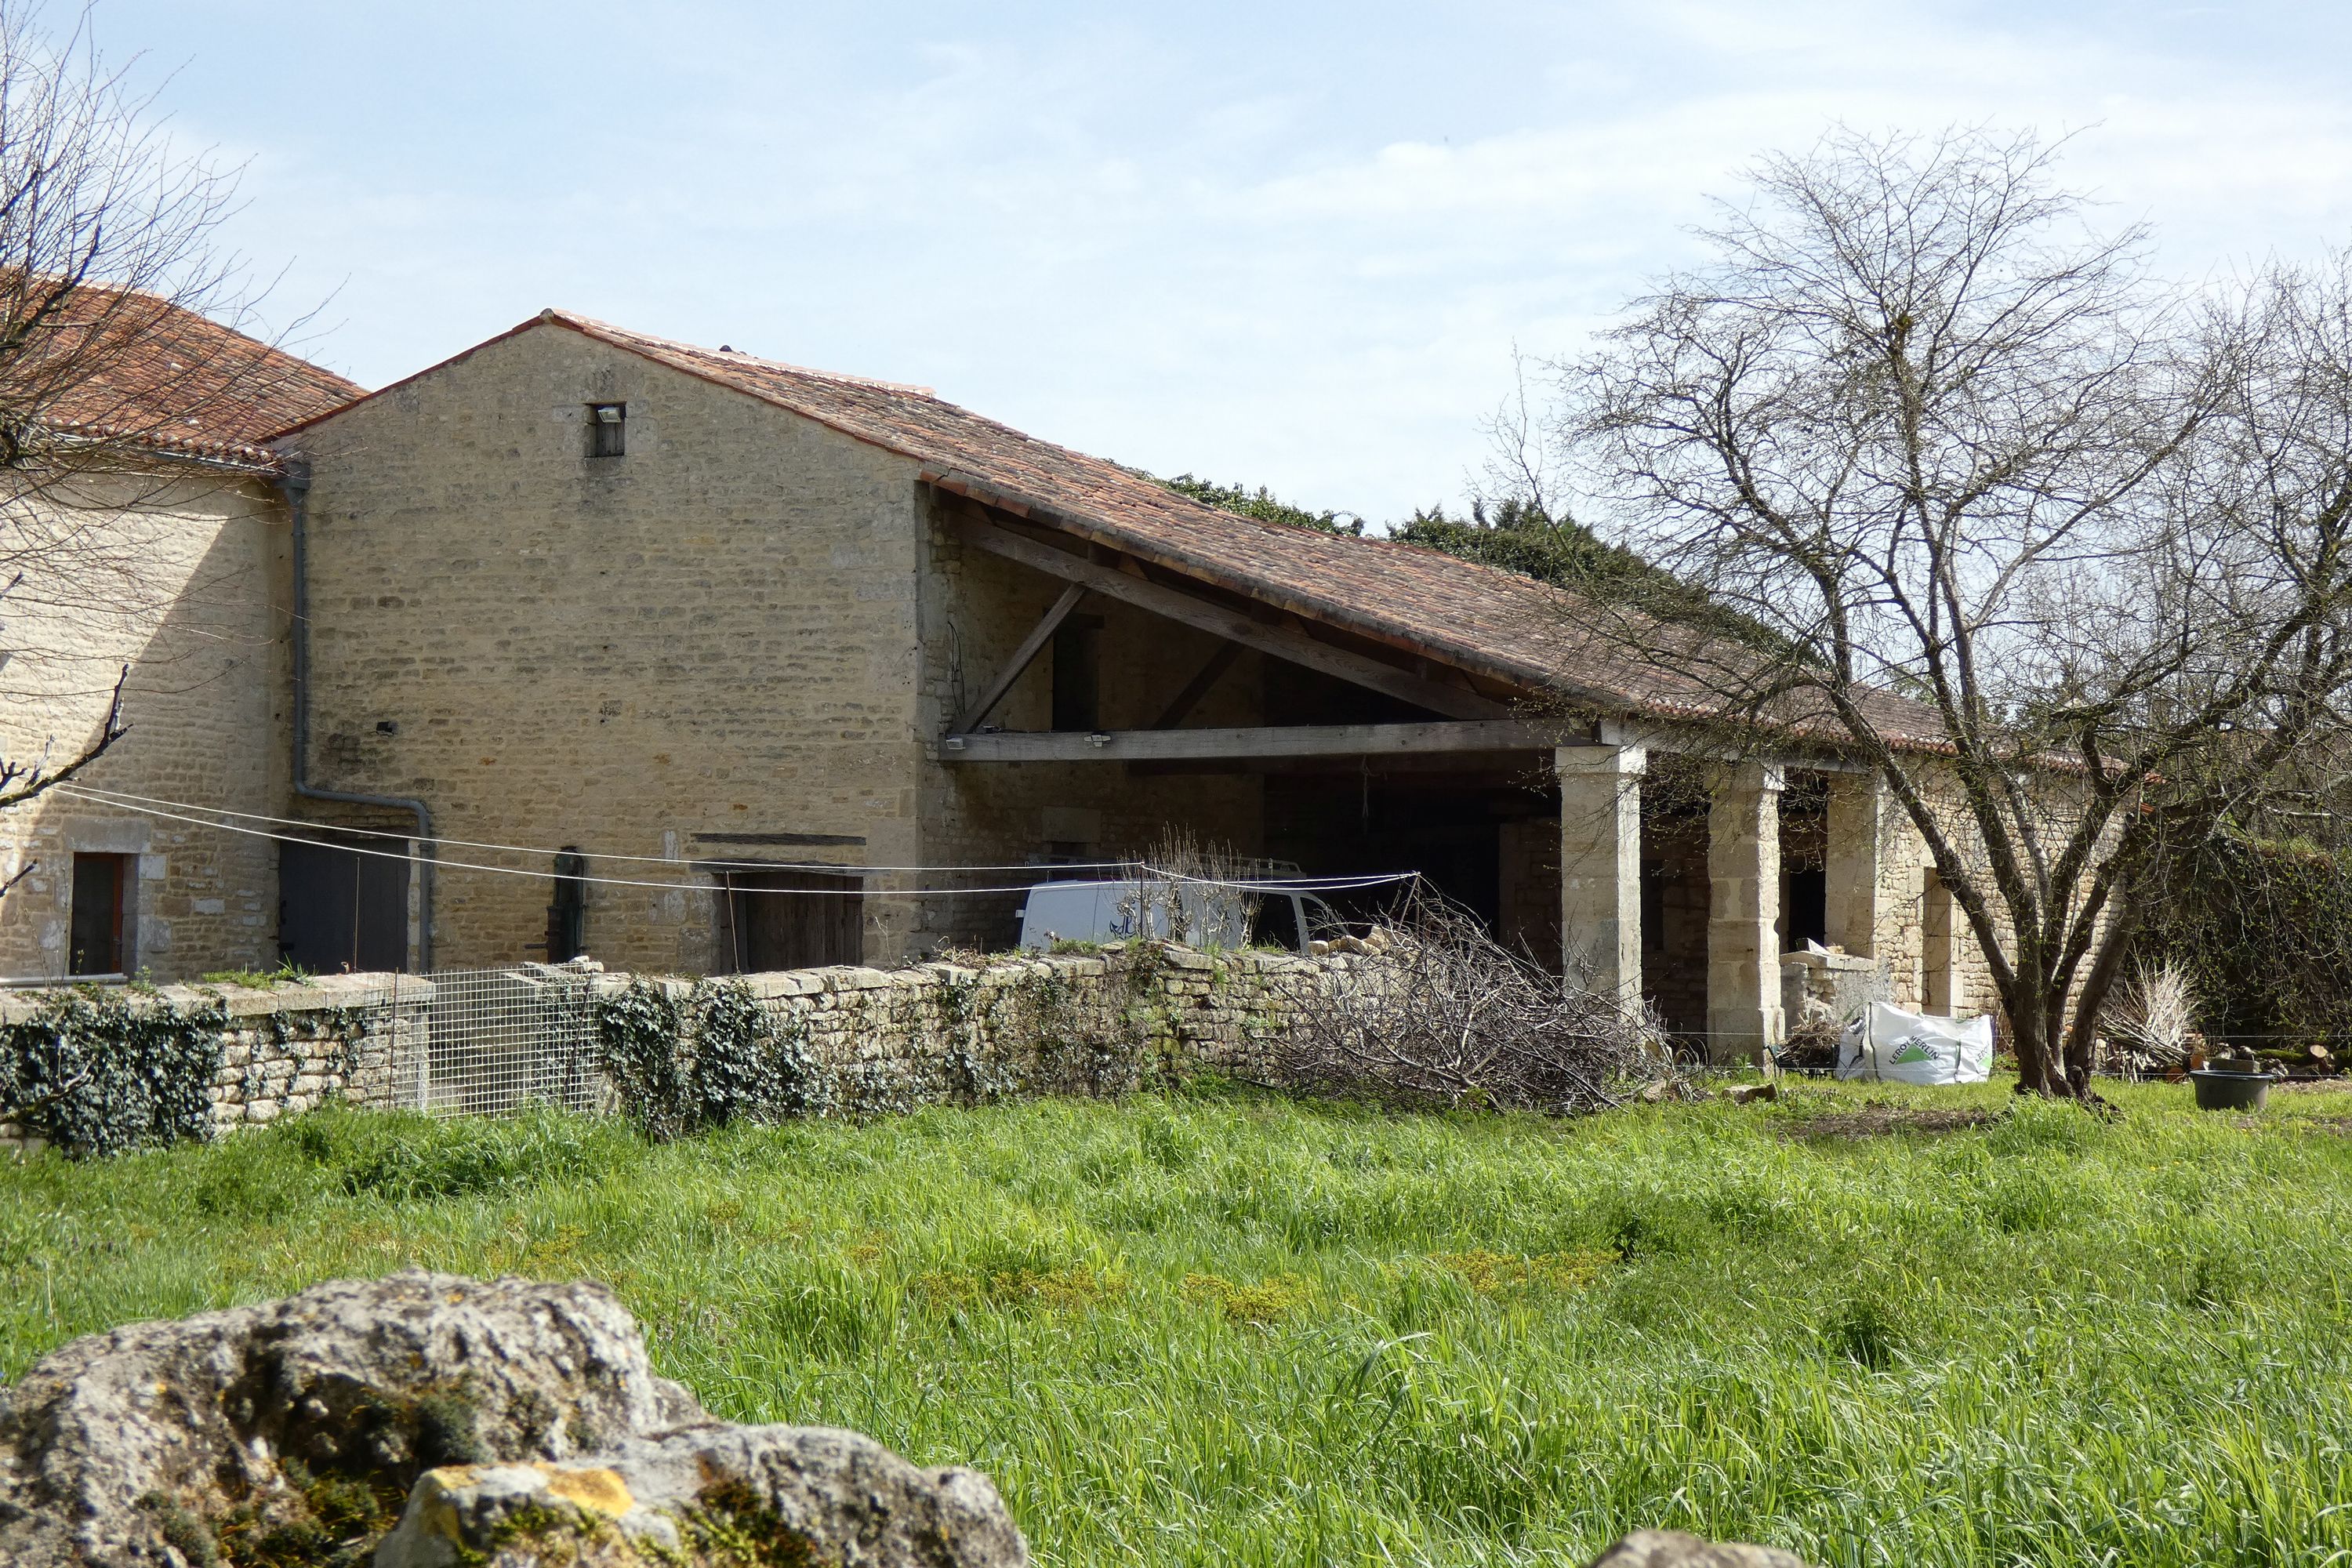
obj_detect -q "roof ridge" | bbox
[550,314,1643,678]
[546,310,939,398]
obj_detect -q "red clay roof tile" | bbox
[22,287,362,468]
[278,307,1944,749]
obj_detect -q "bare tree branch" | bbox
[1537,125,2352,1096]
[0,3,342,906]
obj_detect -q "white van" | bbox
[1015,879,1339,955]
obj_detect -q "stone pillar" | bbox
[1708,761,1784,1062]
[1557,745,1645,1011]
[1824,771,1890,957]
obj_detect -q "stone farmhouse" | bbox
[0,299,358,985]
[2,302,1995,1060]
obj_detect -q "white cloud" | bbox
[103,0,2352,521]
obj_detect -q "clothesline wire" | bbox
[43,785,1424,899]
[51,782,1141,874]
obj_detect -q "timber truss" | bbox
[925,474,1588,765]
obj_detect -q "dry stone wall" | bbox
[201,975,430,1129]
[0,947,1356,1154]
[616,943,1348,1115]
[0,973,427,1152]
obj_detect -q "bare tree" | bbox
[1543,125,2352,1097]
[0,2,298,890]
[1473,347,1568,525]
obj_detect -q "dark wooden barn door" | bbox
[724,868,863,972]
[280,835,411,973]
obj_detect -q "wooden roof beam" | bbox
[938,718,1565,763]
[953,511,1515,722]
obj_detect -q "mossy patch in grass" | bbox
[1181,1271,1314,1325]
[1433,1247,1613,1295]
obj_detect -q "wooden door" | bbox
[281,835,411,973]
[728,868,862,972]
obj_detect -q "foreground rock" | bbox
[375,1428,1024,1566]
[0,1270,1026,1566]
[1588,1530,1817,1567]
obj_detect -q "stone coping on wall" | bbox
[0,970,434,1026]
[0,943,1348,1025]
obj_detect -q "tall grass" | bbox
[5,1079,2350,1566]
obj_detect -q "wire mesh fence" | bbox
[387,966,607,1118]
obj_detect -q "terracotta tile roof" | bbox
[16,287,362,469]
[279,307,1945,749]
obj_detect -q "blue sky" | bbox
[102,1,2352,522]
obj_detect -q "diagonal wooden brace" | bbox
[953,582,1087,735]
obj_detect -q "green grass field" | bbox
[5,1078,2351,1566]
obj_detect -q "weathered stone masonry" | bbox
[0,947,1358,1149]
[628,942,1350,1106]
[0,972,429,1150]
[0,472,294,983]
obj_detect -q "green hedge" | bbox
[2144,832,2352,1049]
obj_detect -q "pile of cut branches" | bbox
[1269,890,1665,1115]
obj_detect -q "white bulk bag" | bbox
[1834,1001,1994,1084]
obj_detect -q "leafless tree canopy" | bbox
[0,2,307,846]
[1271,889,1665,1115]
[1537,126,2352,1096]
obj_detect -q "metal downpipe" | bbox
[279,459,435,971]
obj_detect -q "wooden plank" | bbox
[1152,642,1243,729]
[953,582,1087,734]
[939,718,1568,763]
[953,514,1511,720]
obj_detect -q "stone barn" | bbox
[267,309,1990,1058]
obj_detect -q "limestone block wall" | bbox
[289,322,930,974]
[203,975,431,1128]
[606,944,1350,1109]
[1780,948,1882,1035]
[0,469,291,982]
[0,973,429,1151]
[1497,818,1562,973]
[915,510,1269,953]
[1885,775,2033,1021]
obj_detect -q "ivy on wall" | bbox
[593,980,691,1138]
[591,948,1205,1136]
[693,978,828,1126]
[0,990,225,1157]
[593,978,828,1139]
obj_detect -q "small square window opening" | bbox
[587,402,626,458]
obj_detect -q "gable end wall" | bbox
[289,325,927,971]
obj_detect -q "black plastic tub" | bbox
[2188,1069,2273,1112]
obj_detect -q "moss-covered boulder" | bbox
[0,1271,1025,1566]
